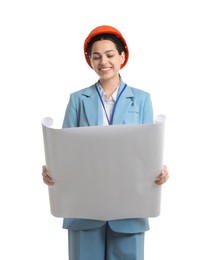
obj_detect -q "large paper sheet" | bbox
[42,115,166,220]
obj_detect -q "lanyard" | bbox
[95,83,127,125]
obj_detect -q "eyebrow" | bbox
[92,50,114,55]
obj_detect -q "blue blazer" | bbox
[62,80,154,233]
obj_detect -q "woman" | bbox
[42,25,169,260]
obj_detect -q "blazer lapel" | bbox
[82,85,103,126]
[112,84,135,124]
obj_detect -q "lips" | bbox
[100,67,111,71]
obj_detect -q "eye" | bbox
[92,56,100,60]
[107,54,114,58]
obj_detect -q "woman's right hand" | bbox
[42,165,54,186]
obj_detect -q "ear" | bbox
[120,51,125,64]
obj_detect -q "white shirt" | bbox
[97,84,119,126]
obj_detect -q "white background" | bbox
[1,0,208,259]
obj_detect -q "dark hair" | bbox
[86,33,126,57]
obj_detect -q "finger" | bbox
[43,175,54,185]
[42,165,47,175]
[161,165,167,174]
[161,165,169,179]
[43,178,54,186]
[155,178,165,185]
[44,174,53,182]
[155,172,169,185]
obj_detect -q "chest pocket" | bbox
[123,104,142,124]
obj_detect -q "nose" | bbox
[100,55,108,65]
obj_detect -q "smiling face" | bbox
[89,39,125,81]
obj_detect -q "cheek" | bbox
[90,58,98,67]
[89,60,96,69]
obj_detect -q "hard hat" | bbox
[84,25,129,69]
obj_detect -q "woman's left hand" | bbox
[155,165,169,185]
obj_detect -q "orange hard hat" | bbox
[84,25,129,69]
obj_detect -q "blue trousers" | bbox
[68,222,145,260]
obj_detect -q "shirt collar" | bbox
[97,82,120,102]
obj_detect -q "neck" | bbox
[99,76,120,98]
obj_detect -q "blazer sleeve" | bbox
[62,93,78,128]
[142,93,154,124]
